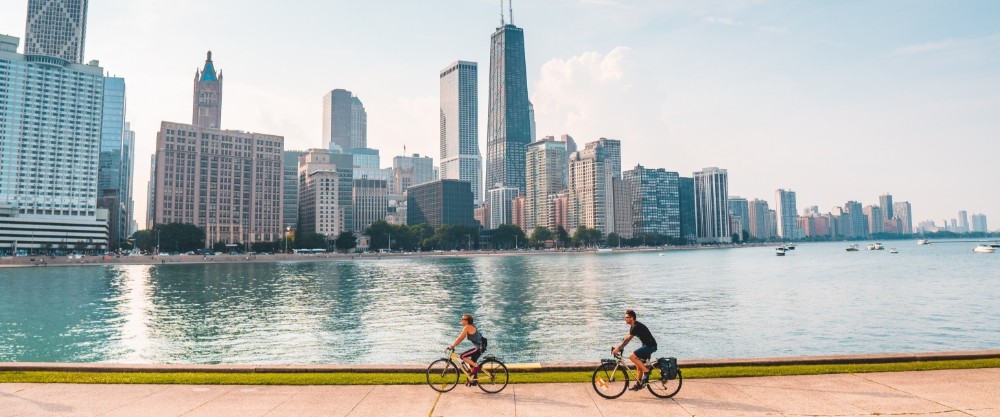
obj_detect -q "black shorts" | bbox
[460,348,482,362]
[634,345,657,360]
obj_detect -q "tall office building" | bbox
[346,147,379,169]
[487,185,521,229]
[971,213,988,233]
[353,178,388,232]
[407,179,476,229]
[282,150,304,231]
[528,101,536,141]
[440,61,483,203]
[192,52,222,129]
[879,193,893,222]
[678,177,696,242]
[562,134,577,161]
[864,205,884,234]
[297,149,353,239]
[486,19,531,195]
[957,211,969,233]
[844,201,867,237]
[323,89,366,150]
[774,189,798,239]
[525,136,568,230]
[728,196,749,237]
[693,168,730,244]
[611,178,633,238]
[568,141,613,235]
[24,0,88,64]
[597,138,621,179]
[748,199,771,239]
[146,154,156,229]
[121,123,136,237]
[97,77,127,248]
[393,154,435,192]
[0,32,112,254]
[623,166,680,238]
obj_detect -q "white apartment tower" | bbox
[525,136,567,231]
[298,149,354,239]
[693,168,730,244]
[775,189,798,239]
[439,61,483,203]
[568,141,614,235]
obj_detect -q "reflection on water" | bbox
[1,241,999,364]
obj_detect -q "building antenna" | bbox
[509,0,513,25]
[500,0,505,26]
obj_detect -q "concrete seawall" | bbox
[3,349,997,374]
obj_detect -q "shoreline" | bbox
[2,349,997,374]
[0,243,771,268]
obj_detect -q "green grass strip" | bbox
[1,358,997,385]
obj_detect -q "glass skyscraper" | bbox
[440,61,482,203]
[623,166,680,237]
[486,23,531,195]
[24,0,89,64]
[97,77,127,247]
[323,89,366,150]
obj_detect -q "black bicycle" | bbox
[592,349,682,399]
[426,347,509,394]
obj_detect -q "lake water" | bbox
[1,240,998,364]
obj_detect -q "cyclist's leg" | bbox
[632,346,655,380]
[459,348,479,369]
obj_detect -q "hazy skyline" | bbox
[2,0,997,228]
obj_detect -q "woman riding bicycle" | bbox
[447,313,485,385]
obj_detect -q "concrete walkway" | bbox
[2,368,998,417]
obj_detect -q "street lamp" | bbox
[467,234,472,251]
[156,229,160,255]
[285,226,290,253]
[387,232,391,252]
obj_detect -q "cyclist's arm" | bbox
[449,327,469,349]
[615,335,634,353]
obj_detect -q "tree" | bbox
[151,223,206,252]
[606,232,621,248]
[335,231,358,253]
[295,233,328,250]
[556,225,571,248]
[251,241,275,253]
[132,230,155,252]
[493,224,526,250]
[572,226,602,248]
[364,220,394,251]
[528,226,554,248]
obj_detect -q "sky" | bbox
[2,0,998,229]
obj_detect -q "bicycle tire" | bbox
[647,368,682,398]
[476,358,509,394]
[426,358,460,393]
[592,362,629,399]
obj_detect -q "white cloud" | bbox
[887,40,954,57]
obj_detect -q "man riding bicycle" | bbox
[611,309,657,391]
[447,313,485,385]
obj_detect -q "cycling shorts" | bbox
[634,345,657,360]
[460,347,482,362]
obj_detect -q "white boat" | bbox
[873,243,884,250]
[990,242,1000,249]
[917,239,930,245]
[846,244,859,252]
[972,245,996,253]
[775,248,786,256]
[890,248,898,254]
[658,253,664,256]
[786,244,796,250]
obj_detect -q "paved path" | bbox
[2,368,998,416]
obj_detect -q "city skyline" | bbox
[1,1,998,228]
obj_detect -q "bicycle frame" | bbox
[603,355,657,382]
[449,350,496,382]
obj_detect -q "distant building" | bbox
[957,211,969,233]
[612,178,634,239]
[525,137,568,231]
[597,138,622,179]
[24,0,89,64]
[843,201,867,237]
[97,77,129,248]
[775,189,798,239]
[407,180,476,229]
[728,196,749,238]
[893,201,913,235]
[192,51,223,129]
[863,205,883,235]
[353,178,388,232]
[393,154,435,192]
[323,89,366,150]
[879,193,893,223]
[678,177,697,243]
[568,141,614,235]
[623,166,680,238]
[345,147,380,169]
[487,185,521,229]
[283,151,305,231]
[440,61,483,203]
[512,195,527,232]
[971,213,988,233]
[298,149,354,240]
[354,167,394,197]
[474,204,491,229]
[386,194,407,226]
[562,135,577,162]
[486,22,531,196]
[748,199,772,240]
[693,168,730,244]
[549,192,570,232]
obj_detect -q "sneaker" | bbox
[628,382,645,391]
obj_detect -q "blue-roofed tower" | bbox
[192,50,223,129]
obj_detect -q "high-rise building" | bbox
[693,168,730,244]
[282,151,305,231]
[774,189,797,239]
[597,138,622,179]
[623,166,680,238]
[612,178,634,239]
[512,195,527,232]
[568,141,613,235]
[879,193,893,222]
[393,154,435,192]
[549,191,570,232]
[297,149,353,239]
[353,178,388,232]
[957,211,969,233]
[864,205,884,234]
[121,123,136,239]
[528,101,536,142]
[0,32,111,254]
[971,213,988,233]
[345,147,380,169]
[474,204,491,229]
[97,77,127,248]
[24,0,88,64]
[192,52,222,129]
[748,199,771,240]
[678,177,696,242]
[146,154,156,229]
[525,136,568,230]
[487,185,521,229]
[562,135,577,161]
[440,61,483,203]
[323,89,366,150]
[407,180,476,229]
[728,196,749,238]
[844,201,866,237]
[486,20,531,195]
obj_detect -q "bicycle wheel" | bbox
[592,362,629,399]
[647,368,682,398]
[426,359,460,393]
[476,358,509,394]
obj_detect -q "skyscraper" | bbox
[525,137,567,230]
[24,0,88,64]
[323,89,366,150]
[487,185,521,229]
[121,123,136,237]
[623,166,680,237]
[879,193,893,222]
[693,168,730,244]
[353,178,388,232]
[297,149,353,238]
[844,201,866,237]
[407,180,476,229]
[728,196,749,237]
[97,77,127,248]
[393,154,435,193]
[486,19,531,195]
[283,150,305,231]
[568,141,613,235]
[775,189,798,239]
[678,177,696,242]
[958,210,969,233]
[748,199,771,239]
[863,205,884,234]
[440,61,483,203]
[192,52,222,129]
[971,213,988,233]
